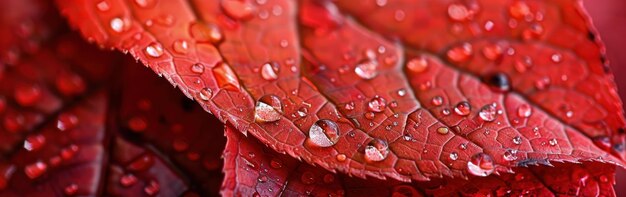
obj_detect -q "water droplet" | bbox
[509,1,530,19]
[517,104,532,118]
[336,154,347,162]
[14,85,41,106]
[257,175,268,183]
[442,108,451,115]
[56,72,86,95]
[190,63,205,74]
[437,127,449,135]
[449,152,459,161]
[368,96,387,113]
[64,183,78,196]
[406,57,428,73]
[172,40,189,54]
[212,62,241,91]
[128,116,147,132]
[24,161,47,179]
[260,62,279,81]
[454,101,471,116]
[144,180,160,196]
[467,153,494,177]
[448,3,471,21]
[60,144,79,160]
[96,1,110,11]
[57,113,79,131]
[254,94,283,123]
[0,165,15,190]
[24,134,45,151]
[172,139,189,152]
[376,0,388,7]
[549,138,558,146]
[478,104,497,122]
[270,158,283,169]
[354,59,378,80]
[134,0,156,7]
[364,138,389,162]
[551,53,562,63]
[120,174,138,187]
[397,89,407,97]
[483,72,511,92]
[190,22,223,44]
[447,43,473,62]
[592,136,611,151]
[513,136,522,145]
[323,173,335,183]
[308,119,340,147]
[482,44,503,60]
[127,154,155,171]
[503,149,518,161]
[145,42,164,58]
[221,0,257,20]
[198,88,213,101]
[431,96,443,106]
[460,143,468,150]
[484,20,495,31]
[110,17,129,33]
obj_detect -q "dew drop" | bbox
[437,127,449,135]
[190,63,205,74]
[503,149,518,161]
[336,154,347,162]
[57,113,79,131]
[406,57,428,73]
[447,43,473,62]
[368,96,387,113]
[513,136,522,145]
[120,174,138,187]
[145,42,164,58]
[364,138,389,162]
[308,119,340,147]
[198,88,213,101]
[449,152,459,161]
[190,22,223,44]
[270,158,283,169]
[254,94,283,123]
[257,175,268,183]
[478,104,497,122]
[14,85,41,107]
[144,180,160,196]
[213,62,241,91]
[482,44,503,60]
[592,136,611,151]
[110,17,128,33]
[301,171,316,185]
[24,134,45,151]
[551,53,563,63]
[431,96,443,106]
[517,104,532,118]
[96,1,110,11]
[127,154,155,171]
[260,62,279,81]
[56,72,86,95]
[134,0,156,8]
[172,40,189,54]
[549,138,558,146]
[509,1,530,19]
[354,59,378,80]
[454,101,471,116]
[397,89,407,97]
[447,3,471,21]
[467,153,494,177]
[221,0,257,20]
[442,108,451,116]
[60,144,79,160]
[64,183,78,196]
[172,139,189,152]
[128,116,147,132]
[24,161,47,179]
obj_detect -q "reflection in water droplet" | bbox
[355,59,379,80]
[336,154,347,162]
[368,96,387,113]
[198,88,212,101]
[449,152,459,161]
[172,40,189,54]
[24,161,47,179]
[364,138,389,162]
[24,134,46,151]
[513,136,522,145]
[254,94,283,123]
[517,104,532,118]
[190,22,223,44]
[145,43,164,58]
[406,57,428,73]
[454,101,471,116]
[212,62,241,91]
[308,119,340,147]
[503,149,518,161]
[437,127,449,135]
[57,113,79,131]
[478,104,497,122]
[467,153,494,177]
[190,63,205,74]
[260,62,279,81]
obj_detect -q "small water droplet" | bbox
[308,119,340,147]
[110,17,129,33]
[406,57,428,73]
[484,72,511,92]
[24,161,47,179]
[513,136,522,145]
[172,139,189,152]
[260,62,279,81]
[460,143,468,150]
[549,138,558,146]
[482,44,503,60]
[270,158,283,169]
[467,153,494,177]
[127,154,155,171]
[431,96,443,106]
[213,62,241,91]
[144,180,160,196]
[56,72,86,95]
[364,138,389,162]
[301,171,316,185]
[437,127,449,135]
[447,3,472,21]
[134,0,156,8]
[57,113,79,131]
[120,174,138,187]
[198,88,213,101]
[128,116,147,132]
[509,1,530,19]
[551,53,562,63]
[96,1,110,11]
[64,183,78,196]
[478,104,497,122]
[172,39,189,54]
[447,43,473,62]
[454,101,471,116]
[257,175,268,183]
[368,96,387,113]
[484,20,495,31]
[145,42,164,58]
[397,89,407,97]
[442,108,451,116]
[190,63,205,74]
[355,59,379,80]
[254,94,283,123]
[517,104,532,118]
[503,149,518,161]
[449,152,459,161]
[221,0,257,20]
[336,154,347,162]
[14,85,41,107]
[24,134,45,151]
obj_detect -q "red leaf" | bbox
[223,124,616,196]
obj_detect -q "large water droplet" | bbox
[24,161,47,179]
[503,149,518,161]
[221,0,257,20]
[145,42,164,58]
[454,101,471,116]
[24,134,45,151]
[368,96,387,113]
[260,62,279,81]
[308,119,340,147]
[406,57,428,73]
[190,22,223,44]
[467,153,494,177]
[478,104,497,122]
[364,138,389,162]
[198,88,213,101]
[354,59,378,80]
[254,94,283,123]
[213,62,241,91]
[483,72,511,92]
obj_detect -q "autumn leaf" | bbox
[0,0,624,196]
